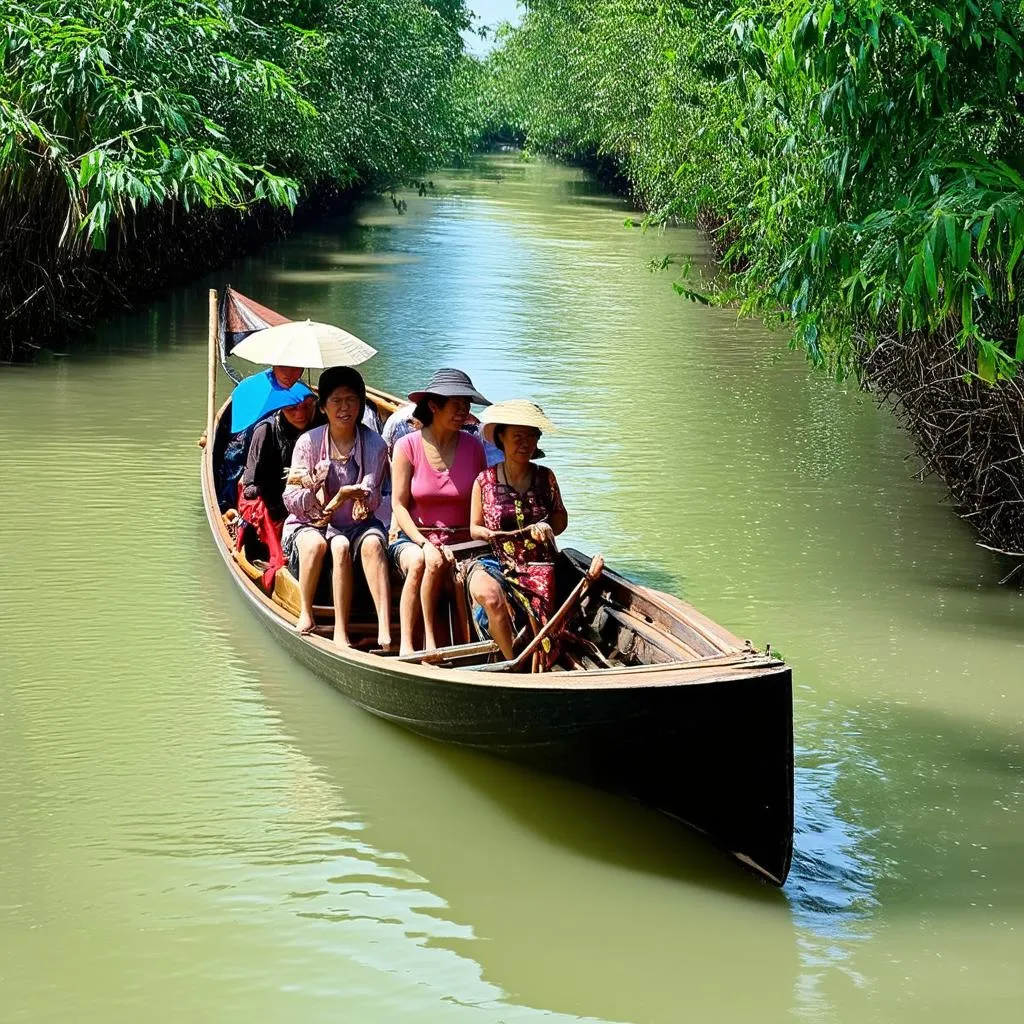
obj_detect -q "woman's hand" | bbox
[286,459,330,492]
[307,498,327,523]
[310,460,331,489]
[312,484,369,526]
[529,521,556,546]
[422,540,456,568]
[333,483,370,505]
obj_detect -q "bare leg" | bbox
[330,534,353,647]
[296,530,328,634]
[420,546,450,652]
[397,545,425,656]
[469,570,516,660]
[360,535,392,649]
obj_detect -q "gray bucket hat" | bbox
[408,367,490,406]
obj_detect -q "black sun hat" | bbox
[408,368,490,406]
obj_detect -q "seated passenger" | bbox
[213,364,306,511]
[464,412,504,467]
[381,402,421,456]
[362,399,384,434]
[380,404,500,537]
[236,390,318,589]
[282,367,391,649]
[468,401,567,661]
[389,369,490,655]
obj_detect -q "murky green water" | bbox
[2,154,1022,1023]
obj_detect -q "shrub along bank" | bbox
[0,0,476,361]
[483,0,1024,557]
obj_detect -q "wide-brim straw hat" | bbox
[408,367,490,406]
[478,400,558,458]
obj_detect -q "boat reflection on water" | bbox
[200,543,803,1023]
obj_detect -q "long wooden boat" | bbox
[199,290,794,885]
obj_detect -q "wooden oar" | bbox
[505,553,605,673]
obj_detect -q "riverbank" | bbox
[1,0,475,363]
[2,184,361,363]
[478,2,1024,560]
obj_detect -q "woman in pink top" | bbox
[390,368,490,654]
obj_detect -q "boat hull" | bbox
[223,528,793,884]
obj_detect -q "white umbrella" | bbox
[231,319,376,369]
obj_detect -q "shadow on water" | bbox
[407,727,787,903]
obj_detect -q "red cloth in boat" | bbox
[236,483,285,590]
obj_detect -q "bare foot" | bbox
[377,630,393,651]
[332,629,351,648]
[296,612,316,635]
[399,644,415,657]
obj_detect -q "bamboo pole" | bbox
[206,288,218,449]
[508,553,605,673]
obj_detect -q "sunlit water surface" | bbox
[2,155,1022,1023]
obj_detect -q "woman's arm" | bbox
[240,423,269,500]
[547,468,568,536]
[526,468,567,545]
[469,479,492,542]
[360,433,388,514]
[391,444,428,547]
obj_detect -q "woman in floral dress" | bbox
[468,401,567,660]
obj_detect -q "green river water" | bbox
[2,154,1022,1023]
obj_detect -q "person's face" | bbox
[501,425,541,464]
[323,386,361,432]
[281,394,315,430]
[273,365,303,389]
[431,395,470,432]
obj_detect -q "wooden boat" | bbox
[199,290,794,885]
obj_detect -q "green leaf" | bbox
[957,229,972,271]
[977,342,996,383]
[994,28,1023,60]
[923,242,938,301]
[1008,234,1024,288]
[933,8,953,34]
[977,212,993,253]
[943,215,956,253]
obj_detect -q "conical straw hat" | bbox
[478,400,558,446]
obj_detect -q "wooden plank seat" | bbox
[396,639,500,666]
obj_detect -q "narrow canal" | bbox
[2,154,1021,1023]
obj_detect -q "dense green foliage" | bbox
[1,0,472,353]
[486,0,1024,382]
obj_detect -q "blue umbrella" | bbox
[231,369,314,433]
